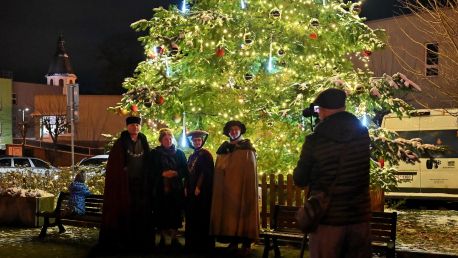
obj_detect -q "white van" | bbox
[382,109,458,200]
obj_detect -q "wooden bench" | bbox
[371,211,397,258]
[260,205,397,258]
[260,205,307,258]
[37,192,103,238]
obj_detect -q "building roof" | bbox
[46,34,75,76]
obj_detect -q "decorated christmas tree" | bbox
[113,0,421,175]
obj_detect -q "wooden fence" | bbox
[258,173,308,229]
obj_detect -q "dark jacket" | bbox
[293,111,371,225]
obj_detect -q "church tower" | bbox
[45,34,77,94]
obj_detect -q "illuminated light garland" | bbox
[180,112,187,148]
[241,0,247,9]
[180,0,189,14]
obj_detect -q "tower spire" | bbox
[45,33,77,94]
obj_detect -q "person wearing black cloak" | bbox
[98,116,153,253]
[184,130,215,252]
[151,128,189,249]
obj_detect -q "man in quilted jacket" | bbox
[293,88,371,258]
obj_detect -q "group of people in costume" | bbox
[97,116,258,256]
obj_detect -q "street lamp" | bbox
[18,108,30,123]
[18,107,30,147]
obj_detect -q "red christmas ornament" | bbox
[130,104,138,112]
[309,33,318,40]
[363,50,372,57]
[379,158,385,168]
[216,47,225,57]
[155,95,165,105]
[156,46,165,55]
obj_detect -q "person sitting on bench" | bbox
[67,172,91,216]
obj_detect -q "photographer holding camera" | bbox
[293,88,371,258]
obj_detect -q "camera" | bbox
[302,103,319,117]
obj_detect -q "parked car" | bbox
[77,155,108,176]
[77,155,108,167]
[0,157,59,174]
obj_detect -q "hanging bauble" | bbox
[279,60,287,67]
[170,43,179,56]
[270,8,281,19]
[362,50,372,57]
[216,46,225,57]
[240,44,250,50]
[173,113,182,123]
[243,33,253,45]
[309,33,318,40]
[144,101,152,108]
[310,18,320,29]
[355,85,365,94]
[120,108,129,116]
[244,73,254,81]
[130,104,139,112]
[277,49,285,56]
[156,46,165,55]
[155,95,165,105]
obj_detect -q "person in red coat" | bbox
[98,116,153,253]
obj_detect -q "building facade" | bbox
[365,7,458,108]
[0,78,13,150]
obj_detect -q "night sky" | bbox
[0,0,400,94]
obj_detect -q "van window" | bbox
[397,130,458,158]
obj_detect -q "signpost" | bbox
[66,84,79,174]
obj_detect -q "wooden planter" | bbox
[370,187,385,212]
[0,196,55,227]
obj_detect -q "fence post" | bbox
[261,173,267,228]
[278,174,285,205]
[269,174,276,227]
[287,174,294,206]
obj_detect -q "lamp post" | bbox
[18,107,30,147]
[18,108,30,123]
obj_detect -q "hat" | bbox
[186,130,209,149]
[223,120,246,137]
[187,130,209,139]
[313,88,346,109]
[126,116,142,126]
